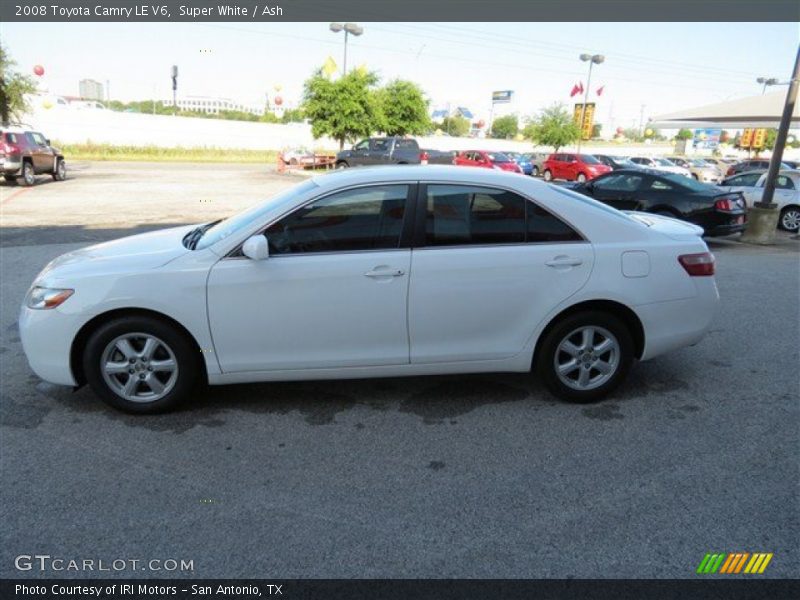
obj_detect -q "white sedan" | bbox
[719,169,800,232]
[629,156,692,178]
[20,166,720,413]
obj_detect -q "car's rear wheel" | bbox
[536,311,634,403]
[21,162,35,186]
[779,206,800,232]
[532,166,539,177]
[52,159,66,181]
[83,316,201,413]
[543,169,553,182]
[336,161,348,169]
[577,173,587,183]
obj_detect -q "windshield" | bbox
[654,158,675,166]
[690,159,712,167]
[577,154,600,164]
[195,179,318,250]
[486,152,511,163]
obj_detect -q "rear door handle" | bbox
[546,256,583,268]
[364,267,405,278]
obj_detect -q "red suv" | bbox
[542,153,611,182]
[1,127,66,186]
[453,150,522,174]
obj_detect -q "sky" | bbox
[2,21,797,131]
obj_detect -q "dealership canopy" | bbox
[648,90,800,129]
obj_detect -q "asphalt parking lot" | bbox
[0,163,798,579]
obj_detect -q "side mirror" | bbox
[45,139,51,146]
[242,235,269,261]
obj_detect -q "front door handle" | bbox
[546,256,583,268]
[364,267,405,278]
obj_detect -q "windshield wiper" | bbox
[183,220,221,250]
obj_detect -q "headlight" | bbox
[25,286,74,310]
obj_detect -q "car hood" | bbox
[625,212,705,240]
[36,224,195,283]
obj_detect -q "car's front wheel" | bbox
[83,316,201,413]
[543,169,553,182]
[532,166,539,177]
[779,206,800,232]
[52,159,67,181]
[536,311,634,403]
[336,161,348,169]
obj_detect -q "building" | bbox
[162,95,264,116]
[79,79,104,101]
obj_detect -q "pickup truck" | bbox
[335,137,454,168]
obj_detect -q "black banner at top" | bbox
[1,0,798,22]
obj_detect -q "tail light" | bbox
[1,142,20,156]
[714,196,740,211]
[419,151,429,165]
[679,252,715,277]
[726,167,735,176]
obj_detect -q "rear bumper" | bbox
[704,215,746,237]
[636,277,720,361]
[0,158,23,175]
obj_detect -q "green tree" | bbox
[491,115,518,139]
[0,44,36,125]
[525,103,580,152]
[440,115,470,137]
[764,128,779,150]
[375,79,430,136]
[280,108,305,123]
[302,69,382,149]
[675,128,694,141]
[623,128,643,142]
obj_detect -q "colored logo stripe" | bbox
[698,552,773,574]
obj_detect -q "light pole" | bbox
[171,65,178,116]
[577,53,604,153]
[330,22,363,76]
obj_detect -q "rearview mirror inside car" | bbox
[242,235,270,261]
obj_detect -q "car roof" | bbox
[312,164,530,189]
[0,126,29,134]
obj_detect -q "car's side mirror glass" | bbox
[45,139,51,146]
[242,235,270,261]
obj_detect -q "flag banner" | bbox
[574,102,596,140]
[322,56,338,77]
[597,85,605,96]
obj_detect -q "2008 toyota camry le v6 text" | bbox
[19,166,719,413]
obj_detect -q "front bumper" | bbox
[19,305,81,386]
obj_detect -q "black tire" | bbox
[779,206,800,232]
[336,161,349,169]
[577,173,587,183]
[536,310,634,403]
[20,161,35,186]
[52,159,67,181]
[543,169,553,182]
[83,316,201,414]
[3,175,17,184]
[532,166,539,177]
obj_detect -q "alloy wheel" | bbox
[101,333,179,403]
[781,209,800,232]
[554,326,620,391]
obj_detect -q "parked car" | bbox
[702,157,735,174]
[522,152,549,177]
[19,165,719,413]
[453,150,523,173]
[566,168,747,237]
[593,154,641,171]
[542,153,612,182]
[719,169,800,232]
[725,159,791,177]
[665,156,723,183]
[335,137,453,168]
[1,126,67,186]
[504,151,533,175]
[781,159,799,169]
[628,156,691,177]
[279,146,316,166]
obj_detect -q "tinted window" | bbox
[776,175,795,190]
[593,173,644,192]
[266,185,408,254]
[486,152,511,163]
[578,154,601,164]
[425,185,525,245]
[649,179,675,191]
[527,202,582,242]
[727,173,762,187]
[371,139,389,152]
[395,139,418,149]
[353,140,369,151]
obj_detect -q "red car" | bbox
[453,150,523,174]
[542,153,612,182]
